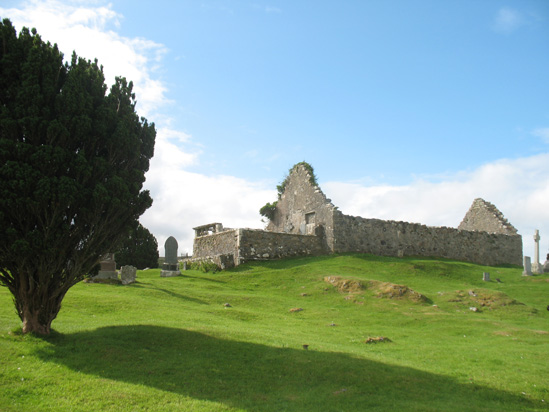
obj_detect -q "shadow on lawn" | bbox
[36,326,533,412]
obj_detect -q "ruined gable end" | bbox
[458,198,518,235]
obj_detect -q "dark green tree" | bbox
[0,19,156,334]
[115,223,159,269]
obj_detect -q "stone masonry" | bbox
[191,164,523,267]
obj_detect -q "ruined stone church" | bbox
[190,163,522,268]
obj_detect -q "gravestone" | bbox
[544,253,549,273]
[482,272,490,282]
[120,265,137,285]
[94,253,118,280]
[161,236,180,277]
[522,256,532,276]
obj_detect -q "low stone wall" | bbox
[192,229,238,259]
[190,228,327,267]
[332,212,523,266]
[238,229,327,262]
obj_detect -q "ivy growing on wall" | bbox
[259,161,318,221]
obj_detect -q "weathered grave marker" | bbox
[522,256,532,276]
[120,265,137,285]
[95,253,118,280]
[482,272,490,282]
[161,236,180,277]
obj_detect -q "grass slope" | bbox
[0,254,548,411]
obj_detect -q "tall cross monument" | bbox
[532,229,541,274]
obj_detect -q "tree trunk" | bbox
[21,309,52,335]
[15,286,65,335]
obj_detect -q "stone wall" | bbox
[267,164,337,251]
[192,229,238,260]
[458,198,518,235]
[238,229,327,262]
[191,227,326,266]
[191,163,523,268]
[332,211,523,266]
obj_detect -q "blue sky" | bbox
[2,0,548,259]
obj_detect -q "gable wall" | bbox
[266,165,337,250]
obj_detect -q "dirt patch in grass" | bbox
[445,289,524,311]
[324,276,364,293]
[369,281,428,303]
[365,336,392,344]
[323,276,428,303]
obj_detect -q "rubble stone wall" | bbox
[238,229,327,262]
[332,211,523,266]
[192,229,238,260]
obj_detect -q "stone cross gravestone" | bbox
[95,253,118,280]
[532,230,542,274]
[161,236,180,277]
[522,256,532,276]
[120,265,137,285]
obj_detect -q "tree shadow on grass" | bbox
[36,326,535,412]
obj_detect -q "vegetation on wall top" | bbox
[259,161,318,221]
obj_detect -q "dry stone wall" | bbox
[238,229,326,262]
[332,211,523,266]
[193,229,238,259]
[191,228,326,267]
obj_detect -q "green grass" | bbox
[1,253,548,411]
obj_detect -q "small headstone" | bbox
[161,236,180,277]
[522,256,532,276]
[544,253,549,273]
[120,265,137,285]
[482,272,490,282]
[94,253,118,280]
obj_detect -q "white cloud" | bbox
[141,165,275,255]
[0,0,169,120]
[324,154,549,260]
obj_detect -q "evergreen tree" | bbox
[115,223,159,269]
[0,19,156,334]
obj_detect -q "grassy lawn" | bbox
[1,254,548,411]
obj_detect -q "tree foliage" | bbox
[115,223,159,269]
[0,19,156,334]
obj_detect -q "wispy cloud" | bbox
[492,7,525,34]
[265,6,282,14]
[532,128,549,144]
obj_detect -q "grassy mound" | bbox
[324,276,428,303]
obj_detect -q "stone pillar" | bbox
[532,230,541,274]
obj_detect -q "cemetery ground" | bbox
[0,254,548,412]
